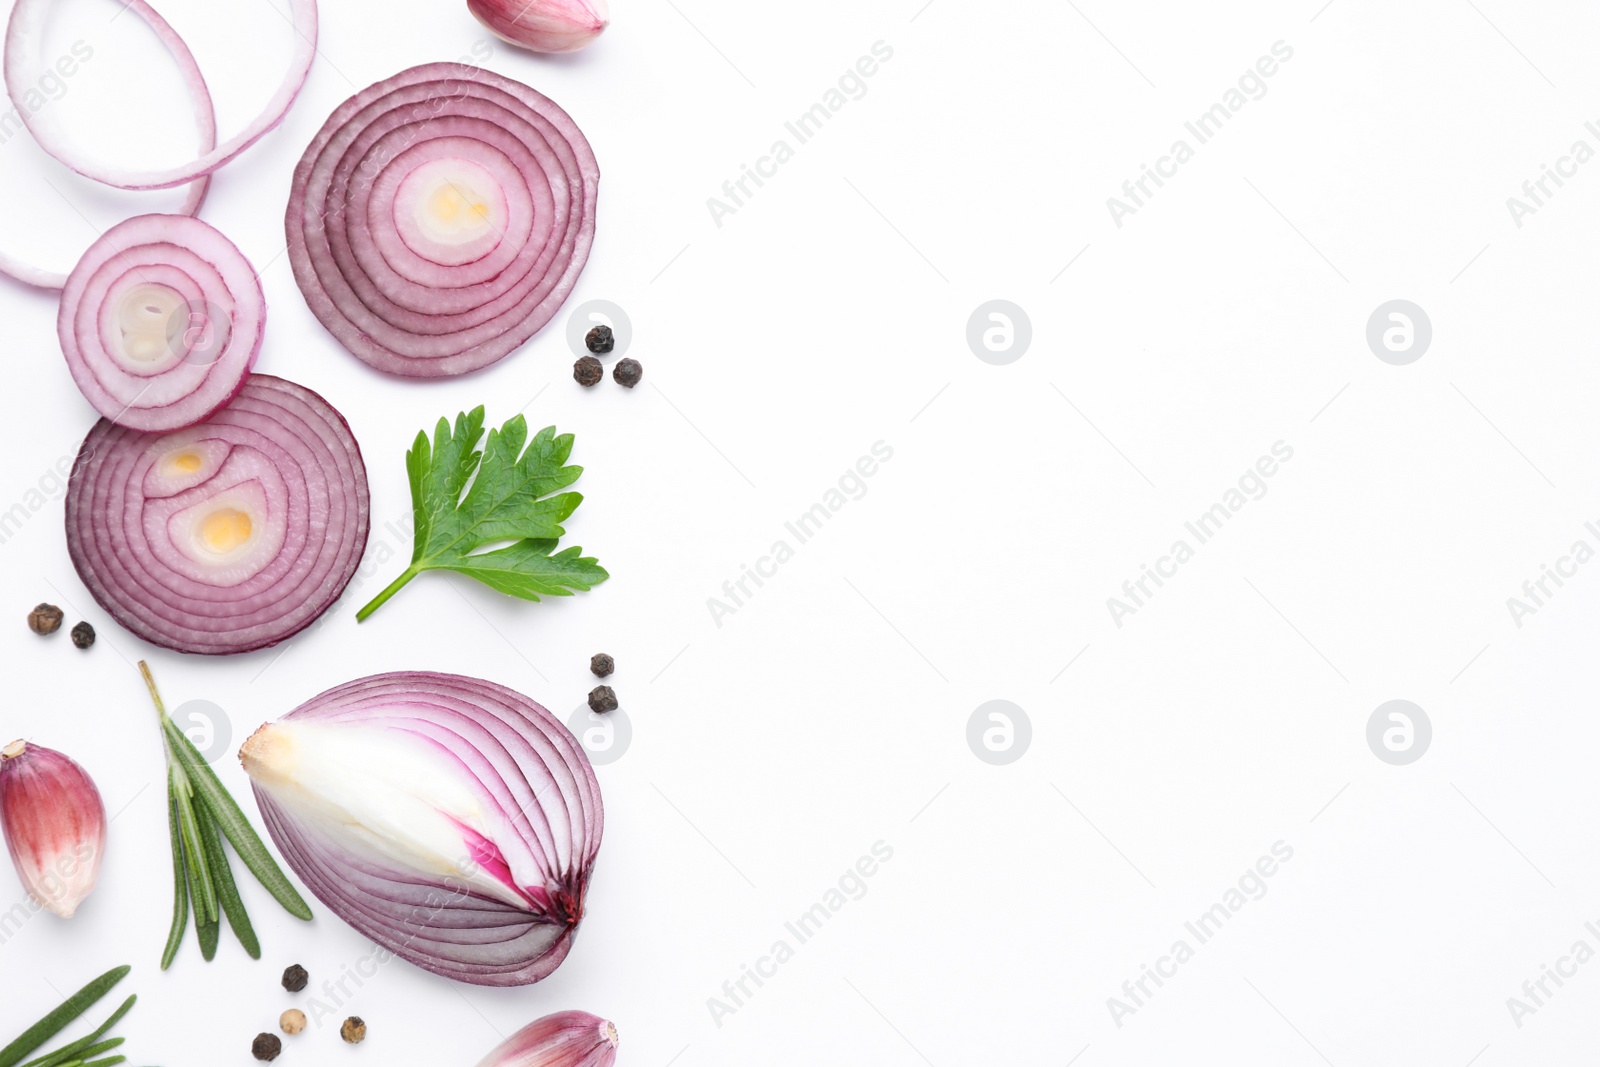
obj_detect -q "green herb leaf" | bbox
[159,774,188,971]
[195,912,218,962]
[194,802,260,959]
[169,764,216,926]
[161,718,312,921]
[357,409,606,620]
[17,998,132,1067]
[77,1055,126,1067]
[28,1037,123,1067]
[0,966,128,1067]
[433,539,608,600]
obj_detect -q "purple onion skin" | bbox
[247,671,603,987]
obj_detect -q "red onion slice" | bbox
[4,0,316,191]
[65,374,370,655]
[0,0,215,289]
[286,63,599,377]
[243,671,603,987]
[59,214,263,431]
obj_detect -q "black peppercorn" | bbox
[585,325,614,353]
[340,1017,367,1044]
[69,621,95,649]
[282,963,309,992]
[27,603,63,635]
[573,355,603,387]
[590,652,614,678]
[588,685,618,714]
[612,358,642,388]
[252,1033,282,1061]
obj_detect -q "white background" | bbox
[3,0,1600,1063]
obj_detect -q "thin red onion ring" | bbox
[65,374,370,655]
[286,62,599,377]
[3,0,315,191]
[59,213,263,431]
[246,671,604,987]
[0,0,215,289]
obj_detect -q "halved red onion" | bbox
[286,63,600,377]
[65,374,369,655]
[59,214,262,431]
[4,0,316,190]
[0,0,215,289]
[241,671,603,987]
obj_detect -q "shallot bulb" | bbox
[467,0,608,53]
[0,741,106,917]
[475,1012,618,1067]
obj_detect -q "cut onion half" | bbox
[4,0,317,191]
[0,0,216,288]
[59,214,263,431]
[286,63,600,377]
[65,374,370,655]
[245,671,604,986]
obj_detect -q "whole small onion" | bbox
[475,1012,618,1067]
[467,0,608,54]
[0,741,106,918]
[242,672,603,987]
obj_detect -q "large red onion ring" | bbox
[59,214,263,431]
[4,0,316,191]
[65,374,369,655]
[0,0,215,289]
[286,63,600,377]
[244,671,604,987]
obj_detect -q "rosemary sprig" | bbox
[0,970,138,1067]
[159,772,188,970]
[140,661,311,970]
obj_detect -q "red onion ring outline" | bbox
[286,63,599,377]
[250,671,604,987]
[65,374,370,655]
[0,0,215,289]
[4,0,316,191]
[58,213,264,431]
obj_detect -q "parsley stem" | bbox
[355,565,420,622]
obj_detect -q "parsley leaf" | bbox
[356,407,608,621]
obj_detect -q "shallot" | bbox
[0,741,105,918]
[467,0,609,54]
[474,1012,619,1067]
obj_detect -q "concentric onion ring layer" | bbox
[286,62,600,377]
[253,671,603,987]
[65,374,370,654]
[59,214,263,431]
